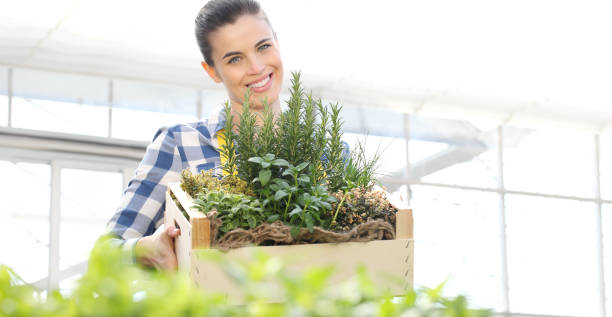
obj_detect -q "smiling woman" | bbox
[105,0,287,270]
[196,0,283,117]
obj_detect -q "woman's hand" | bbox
[135,225,181,271]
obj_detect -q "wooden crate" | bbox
[165,182,414,302]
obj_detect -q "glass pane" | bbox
[12,97,109,137]
[411,185,503,310]
[0,161,50,284]
[341,105,405,139]
[408,139,447,163]
[0,66,7,126]
[603,204,611,315]
[504,127,595,198]
[601,134,612,200]
[113,79,198,116]
[200,88,227,120]
[0,66,7,95]
[409,115,498,189]
[505,195,599,316]
[111,108,196,141]
[0,95,7,126]
[12,68,108,106]
[343,133,407,178]
[59,168,123,271]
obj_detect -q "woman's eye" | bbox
[228,56,241,64]
[258,44,271,51]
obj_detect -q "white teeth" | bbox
[248,74,270,88]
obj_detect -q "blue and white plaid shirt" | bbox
[106,106,227,253]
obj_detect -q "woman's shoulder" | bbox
[150,106,226,146]
[151,121,211,141]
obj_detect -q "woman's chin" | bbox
[249,94,278,110]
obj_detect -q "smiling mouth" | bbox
[246,73,272,89]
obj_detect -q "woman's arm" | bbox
[105,127,184,268]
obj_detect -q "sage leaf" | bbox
[271,158,290,167]
[248,157,264,164]
[305,213,314,232]
[259,170,271,186]
[289,206,302,217]
[247,215,256,228]
[274,190,288,201]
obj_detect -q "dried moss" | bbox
[329,188,397,232]
[180,169,253,198]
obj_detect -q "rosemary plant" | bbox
[236,89,258,181]
[279,71,305,165]
[257,99,277,158]
[219,101,238,176]
[301,92,317,184]
[325,102,345,192]
[192,70,388,234]
[310,99,328,185]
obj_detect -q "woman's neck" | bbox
[230,98,282,127]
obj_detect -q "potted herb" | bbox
[166,72,413,300]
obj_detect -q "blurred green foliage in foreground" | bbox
[1,236,491,317]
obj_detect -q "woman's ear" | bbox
[201,61,222,83]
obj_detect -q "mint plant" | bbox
[193,190,264,232]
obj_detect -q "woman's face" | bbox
[205,13,283,111]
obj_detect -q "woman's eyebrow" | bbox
[222,51,241,60]
[254,38,271,48]
[222,38,272,60]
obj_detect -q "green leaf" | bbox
[298,175,310,183]
[264,153,275,161]
[274,190,288,201]
[271,158,290,167]
[290,226,301,239]
[262,162,271,169]
[282,169,294,177]
[248,157,264,164]
[289,206,302,217]
[247,215,257,228]
[259,170,271,186]
[267,214,280,222]
[305,213,314,232]
[296,162,309,171]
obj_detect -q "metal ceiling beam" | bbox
[0,127,146,161]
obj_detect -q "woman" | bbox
[106,0,283,270]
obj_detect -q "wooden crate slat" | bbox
[168,182,197,219]
[396,209,414,239]
[165,190,192,272]
[191,239,413,303]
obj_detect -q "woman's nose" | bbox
[247,57,265,75]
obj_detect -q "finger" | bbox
[165,226,181,238]
[168,228,181,238]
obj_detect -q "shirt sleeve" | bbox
[105,127,184,257]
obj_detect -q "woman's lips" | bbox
[247,73,273,93]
